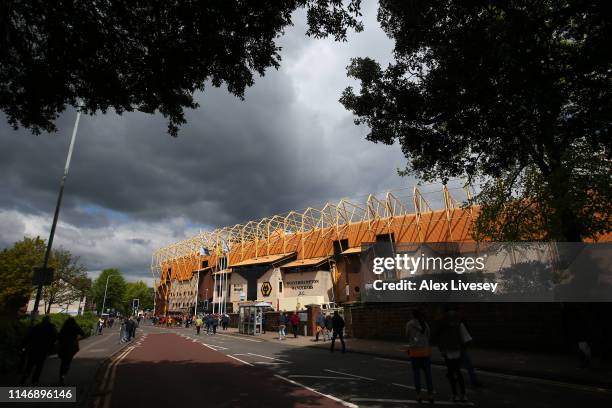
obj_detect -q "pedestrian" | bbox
[120,318,128,342]
[97,318,104,335]
[315,312,325,341]
[458,309,483,387]
[195,316,203,335]
[290,312,300,338]
[126,317,137,341]
[278,313,287,340]
[57,317,85,385]
[20,316,57,385]
[436,308,467,403]
[330,311,346,353]
[212,314,218,335]
[204,314,211,334]
[405,309,434,403]
[222,314,229,330]
[262,314,267,334]
[324,314,333,341]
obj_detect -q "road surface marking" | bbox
[94,345,135,408]
[392,382,416,390]
[324,369,375,381]
[374,357,409,364]
[274,374,358,408]
[202,343,228,351]
[226,354,254,366]
[288,375,361,380]
[254,361,282,365]
[216,333,263,342]
[103,346,135,408]
[247,353,291,363]
[351,398,474,406]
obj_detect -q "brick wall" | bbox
[346,302,612,352]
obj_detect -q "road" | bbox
[92,323,611,408]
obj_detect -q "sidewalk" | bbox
[221,327,612,388]
[0,325,133,407]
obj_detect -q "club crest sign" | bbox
[260,281,272,297]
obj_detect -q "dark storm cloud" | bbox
[0,2,411,279]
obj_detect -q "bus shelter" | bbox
[238,302,272,335]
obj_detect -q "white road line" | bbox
[254,361,282,365]
[324,369,375,381]
[247,353,290,363]
[391,382,416,390]
[215,333,263,342]
[274,374,358,408]
[288,375,360,380]
[203,343,228,351]
[226,354,254,367]
[374,357,409,364]
[351,398,474,406]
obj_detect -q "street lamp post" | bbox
[100,273,119,317]
[30,108,81,321]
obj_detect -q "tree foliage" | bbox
[340,1,611,242]
[0,0,362,136]
[42,249,90,314]
[91,268,126,314]
[123,281,153,314]
[0,238,92,317]
[0,237,45,317]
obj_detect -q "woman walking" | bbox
[405,309,434,403]
[436,308,467,403]
[57,317,85,385]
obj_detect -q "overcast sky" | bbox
[0,2,433,285]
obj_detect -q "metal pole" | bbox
[205,287,208,312]
[194,270,200,316]
[31,109,81,321]
[100,274,111,316]
[212,272,217,314]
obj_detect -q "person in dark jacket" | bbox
[211,314,218,334]
[205,314,212,334]
[290,312,300,338]
[126,317,136,341]
[435,309,466,402]
[324,314,333,341]
[20,316,57,385]
[330,311,346,353]
[57,317,85,385]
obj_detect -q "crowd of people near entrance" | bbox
[154,313,231,335]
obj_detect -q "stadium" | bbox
[151,184,478,315]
